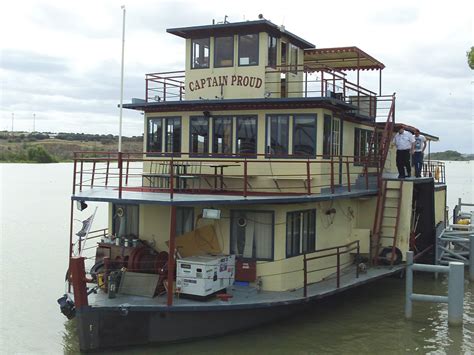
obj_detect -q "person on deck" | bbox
[412,129,427,178]
[392,125,415,178]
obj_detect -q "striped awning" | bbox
[304,46,385,71]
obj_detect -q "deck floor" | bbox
[86,264,404,310]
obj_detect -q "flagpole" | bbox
[118,5,126,153]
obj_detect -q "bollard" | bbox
[448,262,464,325]
[405,251,414,319]
[470,235,474,282]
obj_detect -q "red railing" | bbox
[303,240,360,297]
[72,152,381,199]
[146,71,185,102]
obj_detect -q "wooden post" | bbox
[167,206,177,306]
[70,257,89,308]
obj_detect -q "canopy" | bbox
[304,46,385,71]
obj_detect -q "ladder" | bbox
[372,180,403,265]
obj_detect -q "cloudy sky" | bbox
[0,0,472,152]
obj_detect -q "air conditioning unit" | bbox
[176,255,235,297]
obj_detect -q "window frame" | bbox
[112,204,139,238]
[146,116,181,156]
[268,35,277,68]
[286,209,316,258]
[230,209,275,261]
[238,33,259,67]
[354,127,375,165]
[265,114,290,157]
[290,44,298,74]
[212,116,233,156]
[189,116,210,157]
[147,117,163,154]
[191,37,210,69]
[323,115,342,159]
[214,35,234,68]
[292,114,317,158]
[176,207,194,237]
[236,115,258,157]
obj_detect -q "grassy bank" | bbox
[0,138,143,163]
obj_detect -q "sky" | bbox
[0,0,472,152]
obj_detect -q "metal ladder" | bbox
[372,180,403,265]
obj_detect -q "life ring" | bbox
[379,247,403,265]
[434,167,440,181]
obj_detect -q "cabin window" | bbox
[293,115,317,156]
[213,117,233,155]
[266,115,289,156]
[238,34,259,66]
[190,116,209,155]
[286,209,316,257]
[147,118,163,153]
[323,115,341,158]
[191,38,210,69]
[112,204,139,238]
[176,207,194,236]
[147,117,181,154]
[290,44,298,74]
[230,210,274,260]
[214,36,234,68]
[236,116,257,155]
[268,35,277,68]
[354,128,374,164]
[281,42,287,67]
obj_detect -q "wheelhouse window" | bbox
[176,207,194,236]
[190,116,209,155]
[213,117,232,155]
[230,210,274,260]
[354,128,374,164]
[286,209,316,257]
[293,115,316,156]
[236,116,257,155]
[112,204,139,238]
[191,38,210,69]
[214,36,234,68]
[147,117,181,154]
[268,35,277,68]
[147,118,163,152]
[238,34,259,66]
[323,115,341,158]
[290,44,298,74]
[266,115,289,156]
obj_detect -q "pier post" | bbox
[70,256,89,309]
[470,235,474,282]
[447,262,464,325]
[405,251,413,319]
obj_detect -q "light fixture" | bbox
[202,208,221,219]
[76,200,88,211]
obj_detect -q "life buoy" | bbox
[379,247,403,265]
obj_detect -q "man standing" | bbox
[392,125,415,178]
[412,129,427,178]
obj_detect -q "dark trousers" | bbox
[412,151,423,177]
[396,149,411,178]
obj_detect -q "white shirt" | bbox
[393,131,415,150]
[413,134,426,152]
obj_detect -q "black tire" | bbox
[379,247,403,265]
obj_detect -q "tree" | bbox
[468,46,474,70]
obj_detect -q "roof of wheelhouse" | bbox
[167,19,315,49]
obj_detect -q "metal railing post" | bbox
[306,159,311,195]
[169,159,174,200]
[330,158,335,194]
[125,155,130,185]
[355,241,360,279]
[303,253,307,298]
[118,152,123,199]
[346,157,351,192]
[91,161,96,188]
[448,262,464,325]
[105,153,110,186]
[405,251,414,319]
[470,235,474,282]
[243,159,248,198]
[336,247,340,288]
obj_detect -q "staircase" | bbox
[372,180,403,265]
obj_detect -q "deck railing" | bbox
[303,240,361,297]
[72,152,381,199]
[422,160,446,184]
[146,71,186,102]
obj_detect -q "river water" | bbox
[0,161,473,354]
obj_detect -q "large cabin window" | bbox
[293,115,317,157]
[176,207,194,236]
[266,115,289,156]
[190,116,209,155]
[323,115,341,158]
[214,36,234,68]
[268,35,277,68]
[147,118,163,152]
[213,117,232,155]
[112,204,139,238]
[236,116,257,155]
[230,210,274,261]
[286,209,316,257]
[354,128,374,164]
[238,34,259,66]
[191,38,210,69]
[147,117,181,154]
